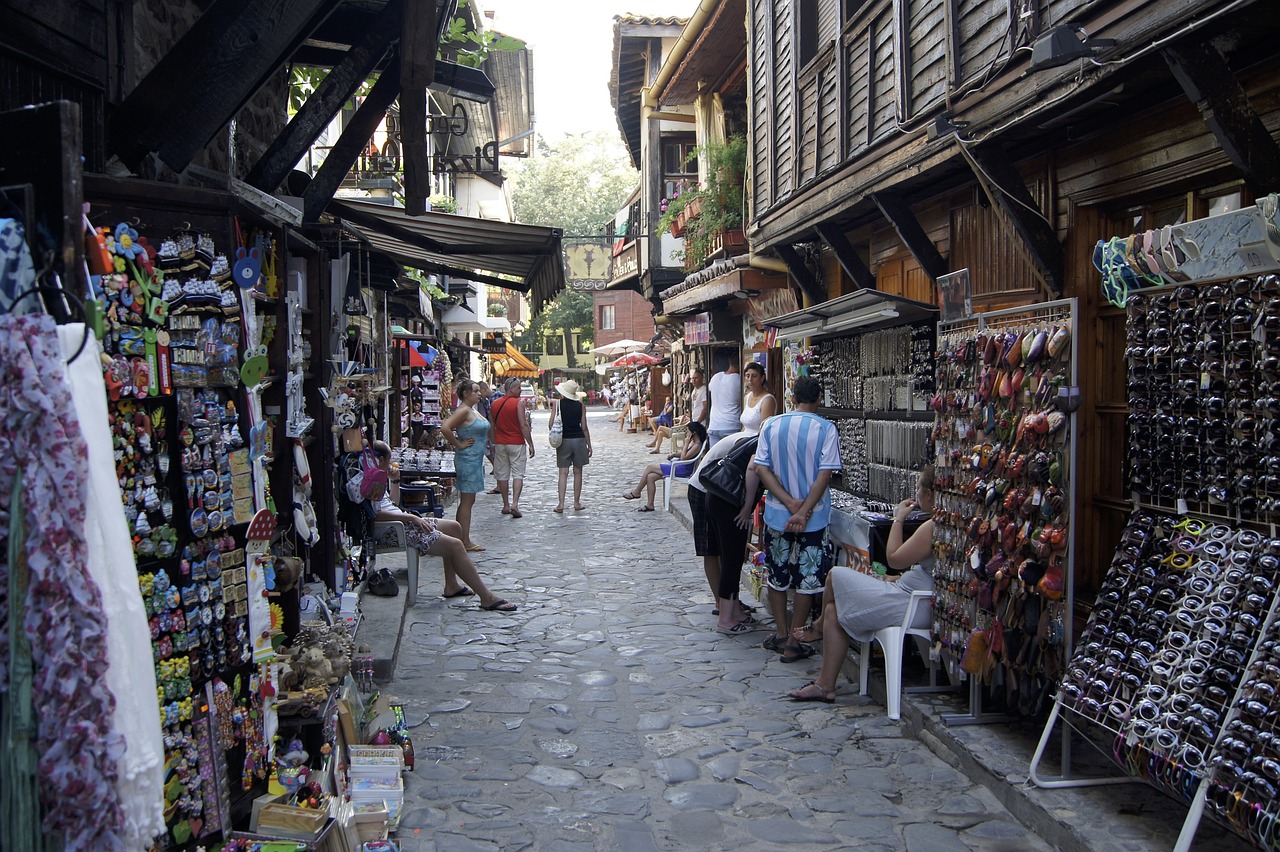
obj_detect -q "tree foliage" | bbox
[506,132,638,365]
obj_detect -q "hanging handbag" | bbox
[699,436,758,507]
[548,409,563,448]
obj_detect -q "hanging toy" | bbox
[232,246,262,290]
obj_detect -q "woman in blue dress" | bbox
[441,379,490,552]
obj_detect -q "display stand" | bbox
[932,298,1079,732]
[1033,204,1280,848]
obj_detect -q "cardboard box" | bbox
[255,803,329,840]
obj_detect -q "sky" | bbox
[481,0,694,141]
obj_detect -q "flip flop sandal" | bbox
[622,491,641,499]
[715,622,756,635]
[442,587,475,598]
[480,598,517,612]
[510,509,523,518]
[465,544,486,552]
[637,505,655,512]
[788,681,835,703]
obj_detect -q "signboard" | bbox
[684,312,710,345]
[482,333,506,353]
[610,242,639,284]
[564,239,612,291]
[937,268,972,322]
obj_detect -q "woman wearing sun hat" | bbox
[551,379,592,512]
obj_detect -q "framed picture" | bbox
[937,268,972,322]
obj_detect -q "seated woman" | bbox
[370,441,516,611]
[788,466,935,703]
[623,423,707,512]
[645,399,675,452]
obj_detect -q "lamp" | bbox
[774,318,825,340]
[821,308,899,334]
[1029,25,1116,71]
[430,61,496,103]
[731,289,762,299]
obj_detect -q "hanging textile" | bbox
[0,218,36,314]
[0,313,126,848]
[58,323,165,847]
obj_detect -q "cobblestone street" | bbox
[384,409,1049,851]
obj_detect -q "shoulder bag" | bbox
[548,405,564,448]
[699,436,758,507]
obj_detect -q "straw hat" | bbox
[556,379,586,401]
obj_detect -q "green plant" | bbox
[487,302,506,317]
[441,2,526,69]
[655,134,748,270]
[428,194,458,214]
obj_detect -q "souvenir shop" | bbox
[0,103,435,850]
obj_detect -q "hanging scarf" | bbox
[0,314,126,848]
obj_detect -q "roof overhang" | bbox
[610,16,687,170]
[661,259,788,315]
[763,290,938,339]
[658,0,748,106]
[332,198,565,314]
[490,342,539,377]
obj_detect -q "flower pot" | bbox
[671,196,703,238]
[709,228,747,257]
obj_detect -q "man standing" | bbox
[490,377,535,518]
[753,376,841,663]
[690,369,709,429]
[705,358,742,447]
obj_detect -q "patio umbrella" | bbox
[610,351,660,368]
[591,338,650,357]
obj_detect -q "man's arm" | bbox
[519,399,535,457]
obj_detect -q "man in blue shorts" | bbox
[753,376,840,663]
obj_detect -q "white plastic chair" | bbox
[372,521,419,605]
[660,429,702,511]
[857,589,935,720]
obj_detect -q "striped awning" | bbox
[332,198,566,315]
[490,342,539,377]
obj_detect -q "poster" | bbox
[937,268,972,322]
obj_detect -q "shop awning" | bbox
[661,257,788,315]
[762,290,938,339]
[332,198,566,314]
[490,343,539,377]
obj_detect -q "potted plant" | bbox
[655,135,748,271]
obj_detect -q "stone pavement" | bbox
[374,410,1047,851]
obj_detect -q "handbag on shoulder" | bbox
[699,436,758,507]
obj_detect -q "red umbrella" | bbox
[610,351,659,368]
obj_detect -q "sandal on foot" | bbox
[788,681,835,703]
[622,491,641,500]
[480,598,517,612]
[715,622,756,635]
[780,642,816,663]
[501,507,512,515]
[465,544,486,552]
[443,586,475,598]
[553,507,564,513]
[573,504,587,511]
[762,635,786,652]
[637,505,655,512]
[792,626,822,643]
[510,509,523,519]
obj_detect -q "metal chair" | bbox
[857,589,935,720]
[371,521,419,605]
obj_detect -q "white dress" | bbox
[739,392,775,435]
[832,556,935,643]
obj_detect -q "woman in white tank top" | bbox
[740,362,777,435]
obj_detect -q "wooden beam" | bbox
[814,222,875,290]
[400,0,438,216]
[246,0,405,193]
[110,0,342,173]
[302,65,402,222]
[776,244,827,305]
[955,143,1064,293]
[1163,42,1280,197]
[870,191,948,282]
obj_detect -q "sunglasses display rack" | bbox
[811,323,936,505]
[931,298,1078,725]
[1031,508,1280,851]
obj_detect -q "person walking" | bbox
[550,379,592,513]
[706,359,742,448]
[439,379,489,551]
[753,376,841,663]
[490,376,535,518]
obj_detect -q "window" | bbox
[796,0,819,67]
[662,135,698,200]
[545,335,564,356]
[577,335,593,355]
[600,304,616,331]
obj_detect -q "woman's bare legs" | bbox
[433,518,468,594]
[454,492,479,550]
[648,425,671,452]
[572,466,586,510]
[555,467,569,512]
[794,571,833,642]
[788,598,848,700]
[424,532,513,609]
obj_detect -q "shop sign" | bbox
[432,141,500,176]
[482,333,506,353]
[611,243,639,282]
[684,312,710,345]
[564,240,612,290]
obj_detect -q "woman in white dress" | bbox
[739,361,776,435]
[788,466,935,703]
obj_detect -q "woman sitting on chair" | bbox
[623,422,707,512]
[788,466,935,703]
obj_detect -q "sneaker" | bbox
[762,635,786,653]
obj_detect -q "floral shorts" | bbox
[764,524,835,593]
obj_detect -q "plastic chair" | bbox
[371,521,419,605]
[857,589,935,720]
[661,435,704,512]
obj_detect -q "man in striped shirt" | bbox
[753,376,841,663]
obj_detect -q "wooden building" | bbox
[746,0,1280,600]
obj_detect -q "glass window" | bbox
[662,136,697,200]
[1207,191,1242,217]
[600,304,616,331]
[545,335,564,356]
[796,0,819,66]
